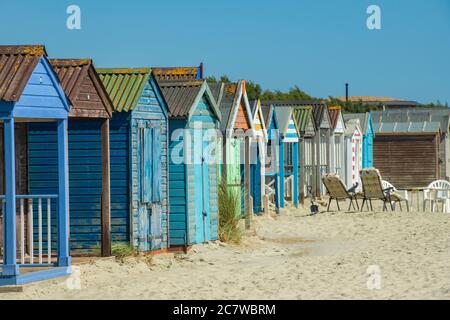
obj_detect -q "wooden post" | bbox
[101,119,112,257]
[245,136,251,229]
[263,194,269,216]
[299,137,305,205]
[2,118,19,276]
[57,119,71,267]
[279,138,285,209]
[293,142,299,208]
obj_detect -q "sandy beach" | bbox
[2,202,450,300]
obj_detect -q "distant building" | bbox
[336,96,421,110]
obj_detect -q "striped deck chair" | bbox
[322,174,359,212]
[360,168,409,212]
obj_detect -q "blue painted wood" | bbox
[168,95,219,246]
[2,118,19,276]
[13,58,69,120]
[152,125,162,202]
[293,142,299,208]
[57,119,71,267]
[362,113,375,168]
[279,139,285,209]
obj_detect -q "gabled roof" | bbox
[50,59,113,118]
[272,105,299,142]
[97,68,152,112]
[260,102,273,128]
[152,66,201,81]
[251,100,268,142]
[343,112,372,134]
[0,45,48,102]
[158,79,220,120]
[293,106,315,136]
[213,81,255,137]
[345,119,362,138]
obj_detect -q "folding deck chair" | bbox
[322,174,359,212]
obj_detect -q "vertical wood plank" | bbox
[28,199,33,264]
[47,198,51,264]
[293,142,299,208]
[245,136,251,229]
[101,119,111,257]
[2,118,18,275]
[38,197,42,264]
[57,119,71,267]
[20,198,24,264]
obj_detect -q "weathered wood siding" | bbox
[374,134,439,188]
[130,79,168,251]
[71,71,109,118]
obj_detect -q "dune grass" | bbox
[218,179,243,244]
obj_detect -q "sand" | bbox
[2,201,450,300]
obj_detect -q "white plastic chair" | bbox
[382,180,410,211]
[423,180,450,213]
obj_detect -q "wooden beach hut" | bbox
[328,106,346,178]
[343,112,375,168]
[250,100,268,214]
[344,118,363,188]
[212,81,255,217]
[293,106,316,201]
[0,45,71,285]
[372,109,450,188]
[156,79,221,247]
[27,59,113,256]
[97,68,169,252]
[260,102,299,209]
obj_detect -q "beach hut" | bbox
[212,81,255,217]
[344,119,363,188]
[293,106,316,201]
[260,102,299,209]
[328,106,346,177]
[250,100,268,213]
[343,112,375,168]
[0,45,71,285]
[97,68,169,252]
[156,79,221,247]
[372,109,450,188]
[27,59,113,256]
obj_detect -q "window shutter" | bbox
[141,126,153,204]
[152,125,162,203]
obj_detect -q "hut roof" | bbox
[293,106,315,135]
[345,118,362,137]
[152,66,201,81]
[0,45,48,102]
[343,113,371,133]
[372,109,450,134]
[97,68,152,112]
[328,106,342,130]
[50,59,113,118]
[213,81,254,135]
[158,80,220,120]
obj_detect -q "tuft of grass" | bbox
[111,242,136,261]
[218,179,243,244]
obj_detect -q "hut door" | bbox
[194,129,211,243]
[227,139,241,217]
[138,121,162,251]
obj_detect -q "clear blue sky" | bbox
[1,0,449,104]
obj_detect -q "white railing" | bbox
[0,195,58,266]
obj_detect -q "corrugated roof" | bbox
[371,109,450,134]
[97,68,151,112]
[50,59,113,118]
[0,45,47,102]
[293,106,313,133]
[152,66,200,81]
[158,80,204,118]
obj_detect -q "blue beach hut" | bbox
[27,59,114,256]
[98,68,169,252]
[157,79,221,247]
[0,45,71,285]
[260,102,300,209]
